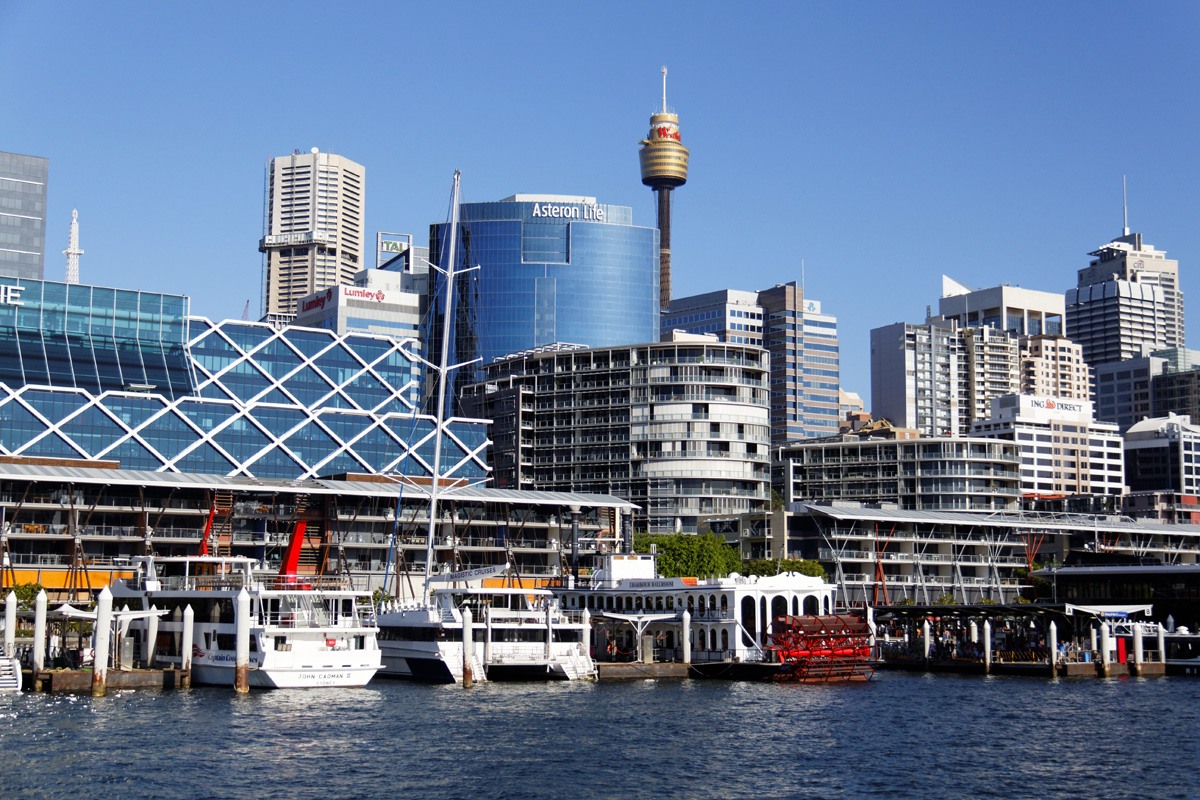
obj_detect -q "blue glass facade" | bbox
[0,283,488,481]
[428,196,658,406]
[0,279,194,398]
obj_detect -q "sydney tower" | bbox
[639,67,690,311]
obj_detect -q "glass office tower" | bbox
[0,151,49,280]
[428,194,658,409]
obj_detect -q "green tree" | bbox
[632,532,741,578]
[11,582,43,611]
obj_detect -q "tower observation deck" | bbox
[639,67,689,311]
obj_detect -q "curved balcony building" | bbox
[463,335,771,534]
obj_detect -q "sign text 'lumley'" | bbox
[531,203,605,222]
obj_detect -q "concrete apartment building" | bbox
[260,149,365,322]
[1021,335,1091,400]
[778,431,1021,513]
[872,279,1089,438]
[1123,413,1200,524]
[870,319,1018,436]
[462,335,771,534]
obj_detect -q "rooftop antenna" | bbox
[63,209,83,285]
[801,259,806,294]
[1122,175,1130,236]
[661,65,668,113]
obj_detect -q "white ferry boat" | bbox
[376,568,594,683]
[554,552,870,680]
[110,555,381,688]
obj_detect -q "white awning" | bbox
[596,612,678,625]
[1064,603,1153,618]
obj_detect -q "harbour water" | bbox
[1,673,1197,799]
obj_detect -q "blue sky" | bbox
[2,2,1198,397]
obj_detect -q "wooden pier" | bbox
[597,661,690,680]
[24,667,190,694]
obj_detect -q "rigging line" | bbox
[384,183,460,598]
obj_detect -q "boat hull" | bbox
[190,662,379,688]
[378,652,457,684]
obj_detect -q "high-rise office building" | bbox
[0,151,48,281]
[1094,355,1166,432]
[1066,230,1182,367]
[427,193,658,411]
[260,149,365,322]
[664,282,842,444]
[938,275,1064,337]
[971,394,1125,502]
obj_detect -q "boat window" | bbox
[721,630,729,651]
[741,597,756,647]
[710,630,717,650]
[709,594,717,610]
[216,633,256,652]
[804,595,819,615]
[698,596,706,614]
[772,596,787,623]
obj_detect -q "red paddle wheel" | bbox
[767,614,875,682]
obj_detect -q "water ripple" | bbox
[0,672,1196,799]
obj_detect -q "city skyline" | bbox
[2,3,1198,397]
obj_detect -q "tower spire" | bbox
[1122,175,1129,236]
[63,209,84,285]
[639,67,690,311]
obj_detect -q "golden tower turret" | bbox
[639,66,689,311]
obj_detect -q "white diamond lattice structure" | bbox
[0,318,491,482]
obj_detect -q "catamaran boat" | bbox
[110,555,381,688]
[376,566,594,683]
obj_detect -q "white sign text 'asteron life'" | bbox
[530,203,605,222]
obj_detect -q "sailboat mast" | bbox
[424,170,462,589]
